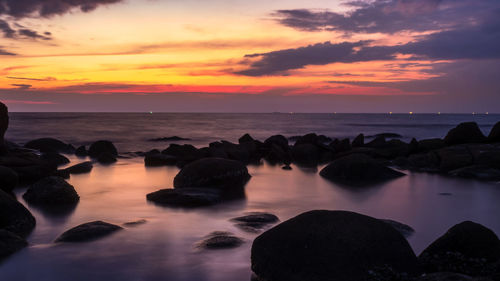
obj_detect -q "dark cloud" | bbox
[0,18,15,37]
[274,0,499,34]
[0,46,15,55]
[18,28,51,40]
[7,76,56,81]
[0,0,124,18]
[10,84,32,90]
[1,16,51,40]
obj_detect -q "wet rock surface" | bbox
[0,189,36,238]
[231,212,279,233]
[23,176,80,206]
[55,221,123,242]
[0,229,28,261]
[147,188,221,208]
[196,231,244,250]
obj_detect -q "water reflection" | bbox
[1,156,500,281]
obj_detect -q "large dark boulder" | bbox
[320,154,405,186]
[352,134,364,147]
[330,138,351,153]
[0,229,28,261]
[419,221,500,275]
[291,144,319,167]
[251,210,419,281]
[97,152,117,164]
[161,144,203,166]
[0,166,19,192]
[146,188,221,208]
[55,221,122,242]
[40,152,70,166]
[64,161,93,175]
[24,138,74,153]
[144,152,177,167]
[23,176,79,206]
[0,189,36,237]
[437,146,473,172]
[444,122,487,145]
[418,138,446,152]
[264,135,289,152]
[264,144,291,165]
[0,102,8,153]
[488,121,500,143]
[75,145,87,157]
[239,133,255,144]
[174,158,250,194]
[88,140,118,158]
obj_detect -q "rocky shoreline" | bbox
[1,101,500,280]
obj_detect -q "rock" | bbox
[23,176,80,206]
[365,136,387,148]
[196,232,244,250]
[330,138,352,153]
[0,229,27,261]
[444,122,487,145]
[381,219,415,238]
[0,102,8,153]
[40,152,70,166]
[352,134,364,147]
[173,158,251,196]
[419,221,500,275]
[161,144,203,166]
[97,152,117,164]
[75,145,87,157]
[293,133,326,146]
[0,166,18,192]
[396,152,440,172]
[211,141,251,163]
[0,151,57,182]
[146,188,221,207]
[291,144,319,167]
[63,161,93,175]
[265,144,291,165]
[24,138,74,153]
[148,136,191,142]
[251,210,419,281]
[320,154,405,186]
[88,140,118,158]
[264,135,289,153]
[144,152,177,167]
[282,165,292,170]
[437,146,473,172]
[488,121,500,143]
[418,138,446,152]
[370,139,410,159]
[239,133,255,144]
[231,212,279,232]
[55,221,122,242]
[475,151,500,169]
[0,189,36,237]
[122,219,147,227]
[449,165,500,181]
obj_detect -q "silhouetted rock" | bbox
[365,136,387,148]
[231,212,279,233]
[0,102,8,154]
[352,133,364,147]
[0,166,18,192]
[488,121,500,143]
[196,231,244,250]
[444,122,486,145]
[265,144,290,165]
[148,136,191,142]
[370,139,410,159]
[75,145,87,157]
[293,133,331,146]
[419,221,500,276]
[24,138,74,154]
[239,133,254,144]
[320,154,405,186]
[264,135,289,152]
[437,146,473,172]
[41,152,70,166]
[55,221,122,242]
[211,141,251,163]
[144,152,177,166]
[418,138,446,152]
[330,138,351,153]
[291,144,319,167]
[97,152,117,164]
[147,188,221,208]
[23,176,79,206]
[381,219,415,238]
[161,144,203,166]
[173,158,250,197]
[0,229,27,261]
[475,151,500,169]
[449,165,500,181]
[88,140,118,158]
[122,219,147,227]
[0,189,36,237]
[63,161,93,175]
[282,164,292,170]
[251,210,419,281]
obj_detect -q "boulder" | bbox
[144,153,177,167]
[88,140,118,158]
[437,146,473,172]
[161,144,203,166]
[320,154,405,186]
[146,188,221,208]
[264,135,289,152]
[0,166,18,192]
[475,151,500,169]
[265,144,291,165]
[0,229,27,261]
[418,138,446,152]
[24,138,74,153]
[449,165,500,181]
[352,134,364,147]
[291,144,319,167]
[75,145,87,157]
[97,152,117,164]
[231,212,279,233]
[365,136,387,148]
[251,210,419,281]
[55,221,122,242]
[63,161,93,175]
[40,152,70,166]
[444,122,487,145]
[0,102,8,152]
[330,138,352,153]
[196,231,244,250]
[23,176,80,206]
[239,133,255,144]
[373,133,403,139]
[174,158,250,195]
[419,221,500,275]
[488,121,500,143]
[0,189,36,237]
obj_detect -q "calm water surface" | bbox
[1,113,500,281]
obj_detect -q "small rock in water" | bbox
[196,231,244,250]
[88,140,118,158]
[23,176,79,206]
[64,161,93,174]
[75,146,87,157]
[282,165,292,170]
[146,188,221,208]
[231,212,280,233]
[123,219,147,227]
[41,152,70,166]
[55,221,123,242]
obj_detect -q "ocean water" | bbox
[1,113,500,281]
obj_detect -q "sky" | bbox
[0,0,499,112]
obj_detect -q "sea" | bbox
[1,113,500,281]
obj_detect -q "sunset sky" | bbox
[0,0,499,112]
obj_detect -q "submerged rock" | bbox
[24,138,74,154]
[231,212,279,233]
[23,176,79,206]
[173,158,250,196]
[0,189,36,237]
[122,219,147,227]
[146,188,221,208]
[319,154,405,186]
[251,210,419,281]
[0,166,19,192]
[0,229,28,261]
[444,122,486,145]
[88,140,118,158]
[63,161,93,175]
[55,221,122,242]
[196,231,244,250]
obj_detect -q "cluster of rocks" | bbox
[251,210,500,281]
